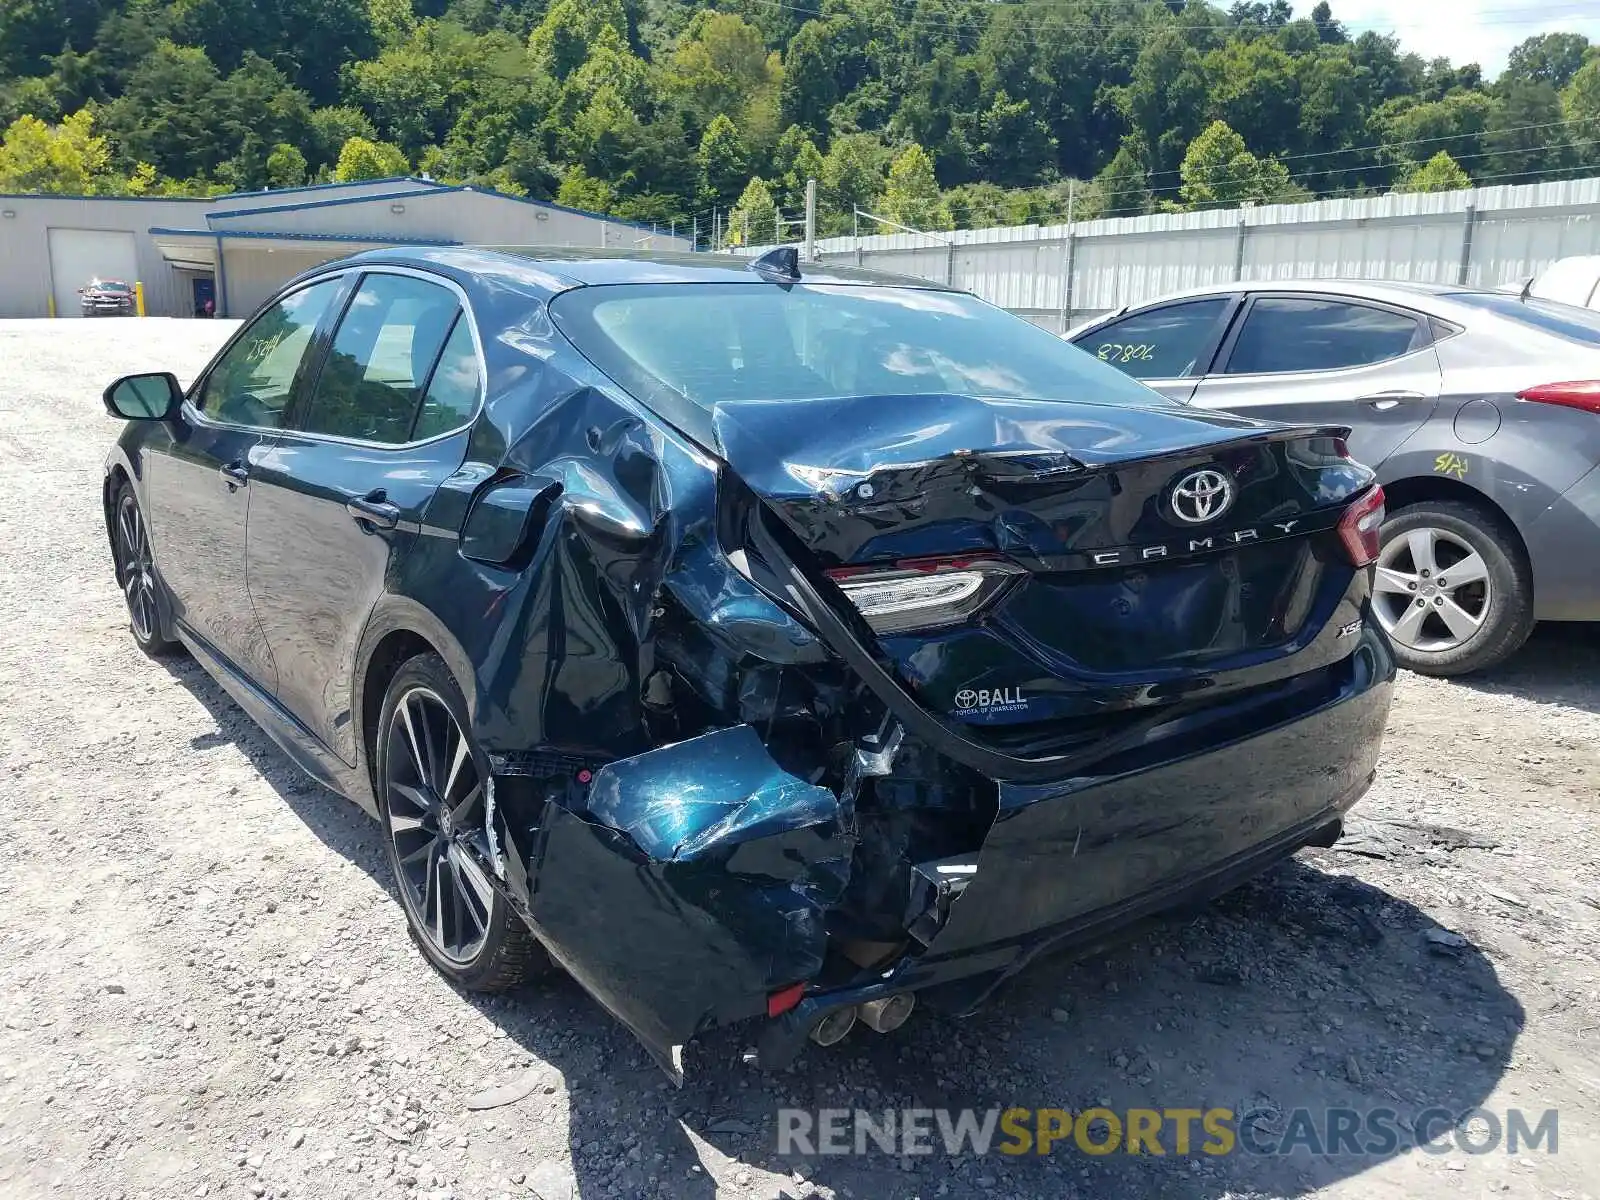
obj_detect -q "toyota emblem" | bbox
[1169,468,1234,525]
[954,689,978,710]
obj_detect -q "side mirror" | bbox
[103,372,183,421]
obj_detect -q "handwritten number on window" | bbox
[1096,343,1155,365]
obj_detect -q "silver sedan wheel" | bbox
[1372,526,1492,652]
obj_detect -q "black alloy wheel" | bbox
[113,484,178,656]
[376,654,545,989]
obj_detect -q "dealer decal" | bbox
[954,686,1029,716]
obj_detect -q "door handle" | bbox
[219,461,249,489]
[1357,390,1428,411]
[346,490,400,531]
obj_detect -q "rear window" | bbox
[1448,292,1600,345]
[549,282,1165,413]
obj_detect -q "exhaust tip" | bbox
[809,1007,858,1047]
[858,993,916,1034]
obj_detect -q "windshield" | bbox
[1449,292,1600,345]
[549,282,1165,413]
[92,281,131,293]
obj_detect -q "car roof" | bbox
[1117,278,1466,307]
[335,245,953,294]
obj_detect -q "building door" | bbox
[192,275,216,317]
[48,228,139,318]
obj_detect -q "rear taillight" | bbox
[1516,381,1600,414]
[826,555,1022,635]
[1337,485,1385,567]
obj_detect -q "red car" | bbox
[80,279,135,316]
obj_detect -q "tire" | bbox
[375,652,548,992]
[110,481,182,658]
[1372,500,1534,676]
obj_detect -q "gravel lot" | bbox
[3,317,1600,1200]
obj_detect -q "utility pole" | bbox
[691,216,698,252]
[774,202,782,246]
[804,177,817,261]
[1058,178,1076,333]
[712,208,720,252]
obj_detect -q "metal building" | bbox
[0,177,691,319]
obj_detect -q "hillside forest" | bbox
[2,0,1599,242]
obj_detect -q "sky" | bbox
[1330,0,1600,76]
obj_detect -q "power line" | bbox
[933,118,1600,218]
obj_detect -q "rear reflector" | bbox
[767,982,806,1018]
[1516,380,1600,414]
[1337,485,1385,567]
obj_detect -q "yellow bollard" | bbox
[47,294,56,318]
[135,281,146,317]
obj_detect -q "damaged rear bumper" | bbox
[504,627,1393,1080]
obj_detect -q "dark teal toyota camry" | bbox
[100,246,1394,1079]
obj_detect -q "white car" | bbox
[1513,255,1600,309]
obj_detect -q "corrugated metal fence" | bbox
[794,177,1600,332]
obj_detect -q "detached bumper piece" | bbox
[518,725,852,1083]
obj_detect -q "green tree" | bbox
[778,19,839,136]
[1394,150,1471,192]
[1486,82,1574,183]
[975,92,1056,189]
[1178,119,1299,208]
[663,11,781,129]
[266,143,308,188]
[1078,138,1154,220]
[696,113,748,208]
[334,135,410,181]
[1370,92,1493,178]
[772,123,824,211]
[556,163,616,213]
[528,0,626,82]
[881,143,953,230]
[211,53,313,192]
[1503,33,1590,91]
[1204,37,1299,158]
[1123,27,1210,190]
[1563,58,1600,149]
[172,0,374,106]
[0,109,110,193]
[370,0,418,48]
[728,174,778,245]
[820,132,887,232]
[309,107,380,173]
[100,40,223,182]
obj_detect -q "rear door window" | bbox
[298,273,462,444]
[1074,299,1231,379]
[1223,297,1425,375]
[411,316,482,441]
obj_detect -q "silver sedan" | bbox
[1068,279,1600,675]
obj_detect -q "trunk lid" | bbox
[713,393,1374,726]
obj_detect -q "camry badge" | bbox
[1170,468,1234,525]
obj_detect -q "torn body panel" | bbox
[518,726,852,1080]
